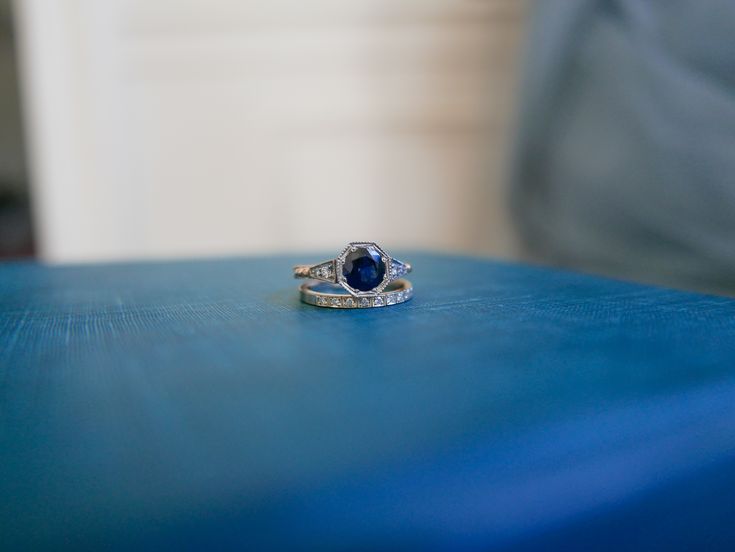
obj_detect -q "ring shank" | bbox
[293,265,311,279]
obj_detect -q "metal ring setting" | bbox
[301,279,413,309]
[293,241,412,297]
[295,242,414,308]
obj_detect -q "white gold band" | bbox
[300,279,413,309]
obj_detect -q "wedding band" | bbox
[293,241,412,297]
[301,279,413,309]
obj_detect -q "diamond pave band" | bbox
[300,279,413,309]
[293,242,412,297]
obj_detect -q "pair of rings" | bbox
[293,242,413,309]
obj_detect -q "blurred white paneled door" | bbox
[15,0,526,262]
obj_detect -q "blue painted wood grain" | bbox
[1,254,735,550]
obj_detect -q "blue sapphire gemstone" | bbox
[342,246,386,291]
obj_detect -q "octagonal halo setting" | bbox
[337,242,392,296]
[341,245,386,292]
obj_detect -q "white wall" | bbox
[15,0,527,262]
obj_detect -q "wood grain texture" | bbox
[1,254,735,550]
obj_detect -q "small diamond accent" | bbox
[395,291,404,302]
[344,297,356,308]
[311,262,334,280]
[358,297,371,308]
[373,296,385,307]
[319,266,332,279]
[330,297,341,307]
[316,296,327,306]
[386,294,397,305]
[389,259,409,280]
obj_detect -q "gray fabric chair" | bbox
[511,0,735,295]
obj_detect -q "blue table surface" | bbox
[1,253,735,551]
